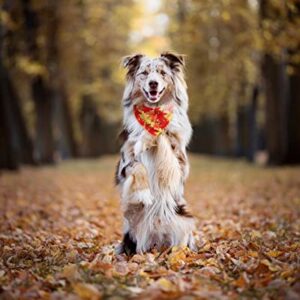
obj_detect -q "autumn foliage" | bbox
[0,156,299,299]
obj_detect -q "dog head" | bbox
[122,52,187,107]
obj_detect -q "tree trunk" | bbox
[79,95,102,157]
[47,0,77,159]
[6,71,34,165]
[235,105,249,157]
[21,0,55,164]
[247,85,259,161]
[262,54,288,164]
[286,68,300,163]
[285,3,300,164]
[0,61,20,170]
[0,4,34,169]
[214,114,232,156]
[77,1,103,157]
[260,0,289,165]
[190,117,215,154]
[31,76,54,163]
[53,88,77,159]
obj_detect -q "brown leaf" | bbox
[61,264,81,282]
[113,261,129,275]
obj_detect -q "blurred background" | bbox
[0,0,300,170]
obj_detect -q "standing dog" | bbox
[115,52,195,254]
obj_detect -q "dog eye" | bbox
[160,70,166,76]
[141,71,149,76]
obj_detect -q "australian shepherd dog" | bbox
[115,52,195,255]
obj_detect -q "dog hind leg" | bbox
[121,162,153,207]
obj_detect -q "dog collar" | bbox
[134,104,173,136]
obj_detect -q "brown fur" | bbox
[175,204,193,218]
[160,52,185,71]
[123,54,144,78]
[118,128,129,145]
[130,163,150,192]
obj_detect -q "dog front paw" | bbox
[134,141,150,157]
[134,136,156,158]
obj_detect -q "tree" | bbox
[0,1,34,169]
[286,2,300,163]
[21,0,55,164]
[260,0,288,164]
[46,0,77,158]
[260,0,300,164]
[165,0,258,156]
[1,0,138,168]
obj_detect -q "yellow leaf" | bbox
[290,243,299,251]
[266,250,282,258]
[156,278,175,292]
[138,270,149,278]
[250,230,262,239]
[248,251,259,257]
[168,247,188,270]
[73,283,101,300]
[261,259,281,272]
[206,257,219,267]
[201,243,211,251]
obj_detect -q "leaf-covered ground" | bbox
[0,155,300,300]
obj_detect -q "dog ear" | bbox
[160,52,185,71]
[122,54,144,77]
[161,52,188,109]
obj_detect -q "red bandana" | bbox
[134,104,173,136]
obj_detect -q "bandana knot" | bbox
[134,104,173,136]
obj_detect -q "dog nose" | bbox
[149,81,158,89]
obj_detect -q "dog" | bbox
[115,52,195,255]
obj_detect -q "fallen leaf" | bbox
[61,264,81,282]
[167,247,187,270]
[248,250,259,258]
[114,261,129,275]
[233,272,249,289]
[266,250,282,258]
[156,278,176,292]
[73,283,101,300]
[261,259,281,272]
